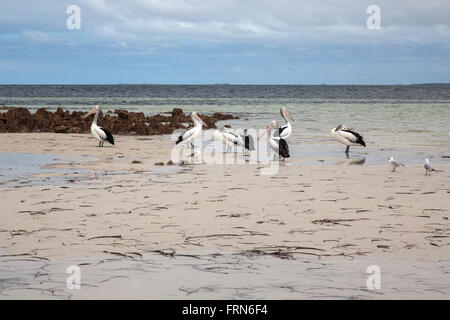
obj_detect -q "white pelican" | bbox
[214,128,255,153]
[388,156,405,172]
[83,105,115,147]
[259,120,290,161]
[279,107,294,140]
[330,124,366,153]
[175,111,207,151]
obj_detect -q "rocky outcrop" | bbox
[0,107,239,135]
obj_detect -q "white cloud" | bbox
[1,0,450,47]
[21,30,54,43]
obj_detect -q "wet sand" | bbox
[0,133,449,299]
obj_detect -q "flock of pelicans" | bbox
[83,105,441,175]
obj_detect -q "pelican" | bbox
[214,128,255,153]
[388,156,405,172]
[259,120,290,161]
[214,129,241,152]
[83,105,115,147]
[175,112,207,152]
[242,129,255,151]
[279,107,294,140]
[330,124,366,153]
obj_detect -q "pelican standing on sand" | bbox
[214,129,241,152]
[259,120,290,161]
[242,129,255,151]
[279,107,294,140]
[388,156,405,172]
[83,105,115,147]
[330,124,366,153]
[176,112,207,152]
[214,128,255,153]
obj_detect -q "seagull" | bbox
[330,124,366,154]
[424,158,434,175]
[175,112,207,153]
[388,156,405,172]
[83,105,115,147]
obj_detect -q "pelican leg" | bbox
[98,141,101,147]
[345,146,350,154]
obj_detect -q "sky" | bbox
[0,0,450,85]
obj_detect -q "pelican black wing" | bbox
[279,138,290,158]
[99,127,115,145]
[342,129,366,147]
[244,135,255,151]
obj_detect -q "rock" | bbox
[0,107,239,136]
[116,110,129,119]
[171,108,184,118]
[166,160,174,166]
[212,112,239,121]
[54,126,68,133]
[154,162,164,166]
[131,160,142,164]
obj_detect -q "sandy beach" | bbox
[0,132,449,299]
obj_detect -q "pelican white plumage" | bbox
[214,128,255,153]
[214,128,242,152]
[83,105,115,147]
[388,156,405,172]
[258,120,290,161]
[279,107,294,140]
[330,124,366,153]
[175,112,207,152]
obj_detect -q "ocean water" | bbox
[1,85,449,165]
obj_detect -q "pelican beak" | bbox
[82,107,97,119]
[285,110,294,122]
[258,123,274,141]
[195,114,208,128]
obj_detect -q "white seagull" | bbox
[279,107,294,140]
[259,120,290,161]
[175,111,207,152]
[83,105,115,147]
[424,158,433,175]
[330,124,366,154]
[388,156,405,172]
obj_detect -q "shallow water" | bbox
[1,85,449,166]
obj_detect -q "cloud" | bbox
[21,30,54,43]
[0,0,449,46]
